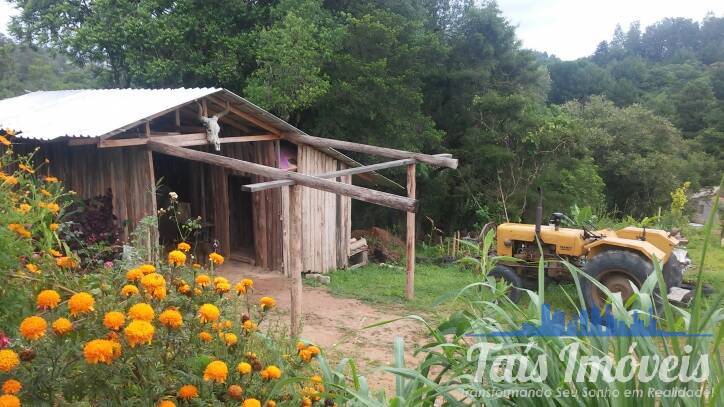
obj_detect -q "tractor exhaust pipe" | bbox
[535,187,543,239]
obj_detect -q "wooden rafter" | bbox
[95,133,279,148]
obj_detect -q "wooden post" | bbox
[406,164,416,300]
[289,184,303,336]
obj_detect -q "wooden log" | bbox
[147,140,417,212]
[283,132,458,169]
[406,163,416,300]
[289,184,303,336]
[243,154,451,192]
[207,95,281,135]
[98,133,278,148]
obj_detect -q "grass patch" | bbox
[683,224,724,290]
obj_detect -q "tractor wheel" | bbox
[489,265,523,303]
[582,250,662,313]
[662,255,685,290]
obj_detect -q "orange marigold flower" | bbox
[209,252,224,265]
[140,273,167,300]
[40,188,51,197]
[266,401,277,407]
[157,401,175,407]
[167,250,186,266]
[227,384,244,400]
[103,311,126,331]
[0,394,20,407]
[237,362,252,375]
[242,320,257,332]
[159,309,183,329]
[44,176,59,183]
[25,263,39,274]
[126,268,143,281]
[177,242,191,252]
[260,365,282,380]
[1,379,21,395]
[198,304,220,323]
[215,281,231,294]
[0,350,19,373]
[8,224,31,238]
[46,202,60,214]
[18,163,33,174]
[178,384,198,400]
[299,349,313,362]
[198,331,213,342]
[0,135,11,146]
[242,398,261,407]
[224,333,238,346]
[56,256,77,269]
[49,249,62,257]
[177,283,191,294]
[52,318,73,336]
[17,203,31,214]
[83,339,119,364]
[19,316,47,340]
[195,274,211,287]
[124,320,155,347]
[307,345,321,357]
[128,303,154,321]
[49,223,59,231]
[138,264,156,274]
[68,292,95,316]
[1,175,17,185]
[204,360,229,383]
[121,284,139,297]
[259,296,276,310]
[192,263,202,269]
[36,289,61,310]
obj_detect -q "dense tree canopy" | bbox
[2,0,721,230]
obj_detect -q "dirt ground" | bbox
[218,260,425,393]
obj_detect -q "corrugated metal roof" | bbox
[0,88,401,189]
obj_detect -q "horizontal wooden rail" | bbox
[95,133,279,148]
[283,132,458,169]
[147,140,417,212]
[243,154,451,192]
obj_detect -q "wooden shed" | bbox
[0,88,401,274]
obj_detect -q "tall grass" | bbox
[318,178,723,406]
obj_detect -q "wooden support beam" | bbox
[283,132,458,169]
[243,154,452,192]
[207,95,281,135]
[147,140,417,212]
[406,163,416,300]
[97,133,278,148]
[289,184,303,336]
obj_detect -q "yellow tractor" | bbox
[492,191,688,310]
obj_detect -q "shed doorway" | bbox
[228,175,255,264]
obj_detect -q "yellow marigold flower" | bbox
[121,284,139,297]
[235,282,247,295]
[83,339,118,364]
[213,276,228,286]
[195,274,211,287]
[177,283,191,294]
[198,331,212,342]
[49,223,59,231]
[209,252,224,265]
[103,311,126,331]
[1,379,21,395]
[167,250,186,266]
[296,341,307,351]
[259,296,276,310]
[44,176,59,183]
[157,401,175,407]
[194,287,202,296]
[159,309,183,329]
[237,362,252,375]
[40,188,51,197]
[178,384,198,400]
[308,345,321,357]
[19,316,47,340]
[311,375,323,384]
[25,263,39,274]
[266,401,277,407]
[128,303,155,321]
[138,264,156,274]
[215,281,231,294]
[0,350,19,373]
[18,163,33,174]
[124,320,155,347]
[46,202,60,214]
[56,256,77,269]
[242,399,261,407]
[49,249,62,257]
[140,273,167,300]
[192,263,202,269]
[224,333,238,346]
[17,203,31,214]
[52,318,73,335]
[260,365,282,380]
[68,292,95,316]
[198,304,220,323]
[126,268,143,281]
[177,242,191,252]
[227,384,244,400]
[242,320,257,332]
[0,394,20,407]
[8,224,31,239]
[299,349,313,362]
[2,175,17,185]
[203,360,228,383]
[37,289,61,310]
[301,386,320,401]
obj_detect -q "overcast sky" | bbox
[0,0,721,60]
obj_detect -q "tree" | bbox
[673,77,716,135]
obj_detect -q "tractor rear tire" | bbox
[582,250,662,314]
[662,255,685,290]
[489,265,523,303]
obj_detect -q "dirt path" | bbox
[218,261,425,392]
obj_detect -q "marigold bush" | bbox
[0,133,331,405]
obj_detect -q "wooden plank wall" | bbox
[19,142,157,239]
[297,145,352,273]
